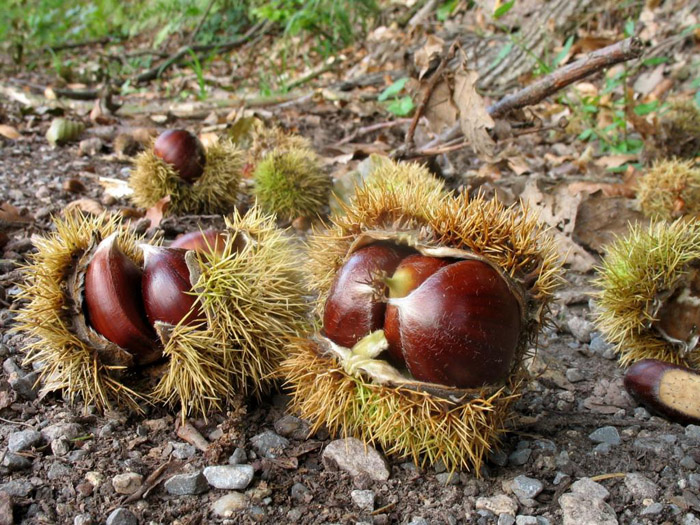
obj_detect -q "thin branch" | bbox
[336,119,412,146]
[188,0,217,46]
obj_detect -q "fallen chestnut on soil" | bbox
[141,245,205,327]
[84,232,158,363]
[153,129,206,183]
[387,259,522,388]
[624,359,700,425]
[323,242,412,348]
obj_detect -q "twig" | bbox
[0,416,35,428]
[335,119,412,146]
[48,37,112,52]
[122,460,181,503]
[404,42,457,149]
[135,21,269,83]
[405,37,644,158]
[285,56,343,91]
[176,419,210,452]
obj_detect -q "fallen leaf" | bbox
[594,154,637,170]
[633,64,666,96]
[414,34,445,80]
[0,202,32,224]
[64,198,104,216]
[0,124,21,140]
[424,80,458,133]
[571,36,616,55]
[507,156,531,176]
[98,176,134,199]
[145,196,170,229]
[453,65,495,159]
[63,178,87,193]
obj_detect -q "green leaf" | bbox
[493,1,515,20]
[386,96,415,117]
[634,101,659,116]
[624,19,635,38]
[437,0,459,21]
[695,89,700,108]
[552,36,574,69]
[578,128,593,141]
[378,77,409,102]
[642,56,669,66]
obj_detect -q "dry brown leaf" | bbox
[145,196,170,229]
[423,80,458,133]
[0,124,21,140]
[453,66,495,159]
[0,390,12,410]
[414,35,445,80]
[64,198,104,216]
[507,156,531,176]
[0,202,32,224]
[63,178,87,194]
[594,154,638,170]
[570,36,616,55]
[566,181,636,198]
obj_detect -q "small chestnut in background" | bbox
[153,129,206,183]
[141,245,205,327]
[624,359,700,425]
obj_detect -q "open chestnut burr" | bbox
[16,208,309,416]
[281,159,561,472]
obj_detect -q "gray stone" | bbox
[50,437,71,457]
[680,456,697,469]
[533,440,556,453]
[593,443,611,455]
[567,316,593,343]
[2,358,22,376]
[291,482,312,503]
[274,415,311,440]
[73,514,92,525]
[683,514,700,525]
[250,430,289,459]
[41,422,83,442]
[512,475,543,502]
[351,489,375,511]
[9,372,38,400]
[516,517,538,525]
[640,502,663,516]
[570,478,610,500]
[559,478,616,525]
[0,490,12,525]
[498,515,516,525]
[203,465,255,490]
[633,407,650,420]
[689,473,700,489]
[0,480,33,498]
[407,518,429,525]
[623,473,658,500]
[164,472,208,495]
[170,442,196,460]
[8,429,43,452]
[475,495,518,516]
[322,438,390,481]
[686,425,700,440]
[589,427,621,446]
[105,508,137,525]
[111,473,143,495]
[2,452,32,471]
[509,448,532,466]
[553,472,569,486]
[211,492,248,517]
[633,434,676,455]
[565,368,584,383]
[228,447,247,465]
[490,450,509,466]
[589,334,611,354]
[47,462,70,481]
[436,472,459,485]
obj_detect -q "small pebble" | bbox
[105,508,137,525]
[212,492,248,517]
[203,465,254,490]
[111,473,143,495]
[351,489,375,511]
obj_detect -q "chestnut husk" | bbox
[281,159,561,472]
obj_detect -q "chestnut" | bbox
[170,229,231,255]
[84,233,159,364]
[153,129,206,183]
[323,243,413,349]
[384,254,452,366]
[141,245,205,327]
[388,260,521,388]
[624,359,700,425]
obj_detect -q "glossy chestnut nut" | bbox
[84,233,159,363]
[141,245,205,327]
[624,359,700,425]
[384,254,452,366]
[388,260,521,388]
[170,229,230,255]
[153,129,206,183]
[323,243,413,348]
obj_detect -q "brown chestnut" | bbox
[84,233,159,364]
[323,243,413,349]
[624,359,700,425]
[384,254,452,366]
[388,260,521,388]
[170,229,230,255]
[141,245,205,327]
[153,129,206,183]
